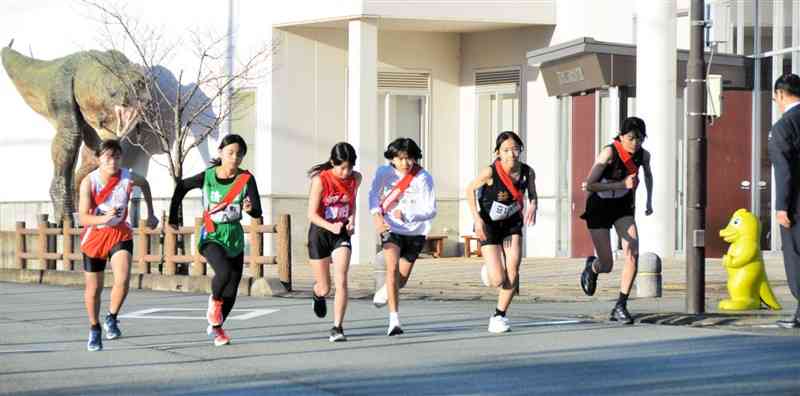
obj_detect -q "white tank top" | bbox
[89,168,133,228]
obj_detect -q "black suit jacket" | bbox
[768,104,800,216]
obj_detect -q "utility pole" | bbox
[686,0,707,314]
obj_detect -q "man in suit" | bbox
[768,73,800,328]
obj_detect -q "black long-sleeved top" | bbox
[168,168,262,225]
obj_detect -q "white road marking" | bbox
[120,308,279,320]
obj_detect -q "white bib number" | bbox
[489,201,520,221]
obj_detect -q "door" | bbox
[570,93,596,258]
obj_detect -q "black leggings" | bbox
[201,243,244,323]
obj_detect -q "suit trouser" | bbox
[779,224,800,311]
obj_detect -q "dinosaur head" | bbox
[73,50,150,141]
[719,208,761,244]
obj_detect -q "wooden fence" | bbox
[14,213,292,290]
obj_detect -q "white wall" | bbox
[266,27,461,197]
[364,0,555,25]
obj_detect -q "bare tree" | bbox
[81,0,276,185]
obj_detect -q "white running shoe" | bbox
[480,264,490,287]
[373,284,388,308]
[488,315,511,333]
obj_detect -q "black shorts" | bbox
[307,224,352,260]
[381,232,426,263]
[82,239,133,273]
[581,194,635,229]
[479,214,523,246]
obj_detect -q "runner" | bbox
[78,139,158,351]
[579,117,654,324]
[466,131,537,333]
[306,142,361,342]
[168,134,261,346]
[370,137,436,336]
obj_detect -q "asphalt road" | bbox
[1,282,799,395]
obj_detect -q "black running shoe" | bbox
[387,325,404,336]
[312,293,327,318]
[580,256,598,296]
[329,326,347,342]
[609,304,634,325]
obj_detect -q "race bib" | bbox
[489,200,520,221]
[210,203,242,223]
[596,178,630,199]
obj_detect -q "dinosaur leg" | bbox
[719,267,761,311]
[74,145,98,198]
[50,128,81,225]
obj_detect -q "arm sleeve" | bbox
[526,165,537,201]
[768,124,794,212]
[168,171,204,225]
[369,166,386,215]
[406,172,437,223]
[245,175,262,218]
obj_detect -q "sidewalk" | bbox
[284,255,798,333]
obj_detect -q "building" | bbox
[0,0,794,264]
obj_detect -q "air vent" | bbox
[475,69,520,86]
[378,72,430,90]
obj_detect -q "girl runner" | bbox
[369,138,436,336]
[579,117,653,324]
[466,131,537,333]
[306,142,361,342]
[168,134,261,346]
[79,139,158,351]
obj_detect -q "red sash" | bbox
[81,170,131,259]
[91,171,121,210]
[494,160,523,206]
[613,140,638,176]
[380,165,420,215]
[203,170,251,233]
[321,170,356,213]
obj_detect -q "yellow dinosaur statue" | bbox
[718,208,781,311]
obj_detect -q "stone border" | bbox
[0,268,287,296]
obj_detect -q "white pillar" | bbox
[348,18,379,265]
[635,0,677,258]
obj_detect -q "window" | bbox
[475,68,521,173]
[377,72,431,165]
[229,88,257,171]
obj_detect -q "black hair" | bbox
[774,73,800,97]
[308,142,357,177]
[210,134,248,167]
[384,137,422,161]
[94,139,123,157]
[494,131,524,153]
[617,117,647,140]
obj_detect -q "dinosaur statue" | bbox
[718,208,781,311]
[1,42,148,223]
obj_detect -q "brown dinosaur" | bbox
[1,43,149,223]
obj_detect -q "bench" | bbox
[424,234,447,258]
[462,235,482,258]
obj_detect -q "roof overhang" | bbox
[527,37,753,96]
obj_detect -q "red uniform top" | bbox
[318,170,357,223]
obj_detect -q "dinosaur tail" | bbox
[759,278,782,310]
[1,46,45,82]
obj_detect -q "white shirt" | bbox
[784,101,800,114]
[368,165,436,236]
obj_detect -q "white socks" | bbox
[389,312,400,328]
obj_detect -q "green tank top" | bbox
[200,167,248,257]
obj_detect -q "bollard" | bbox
[636,252,662,298]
